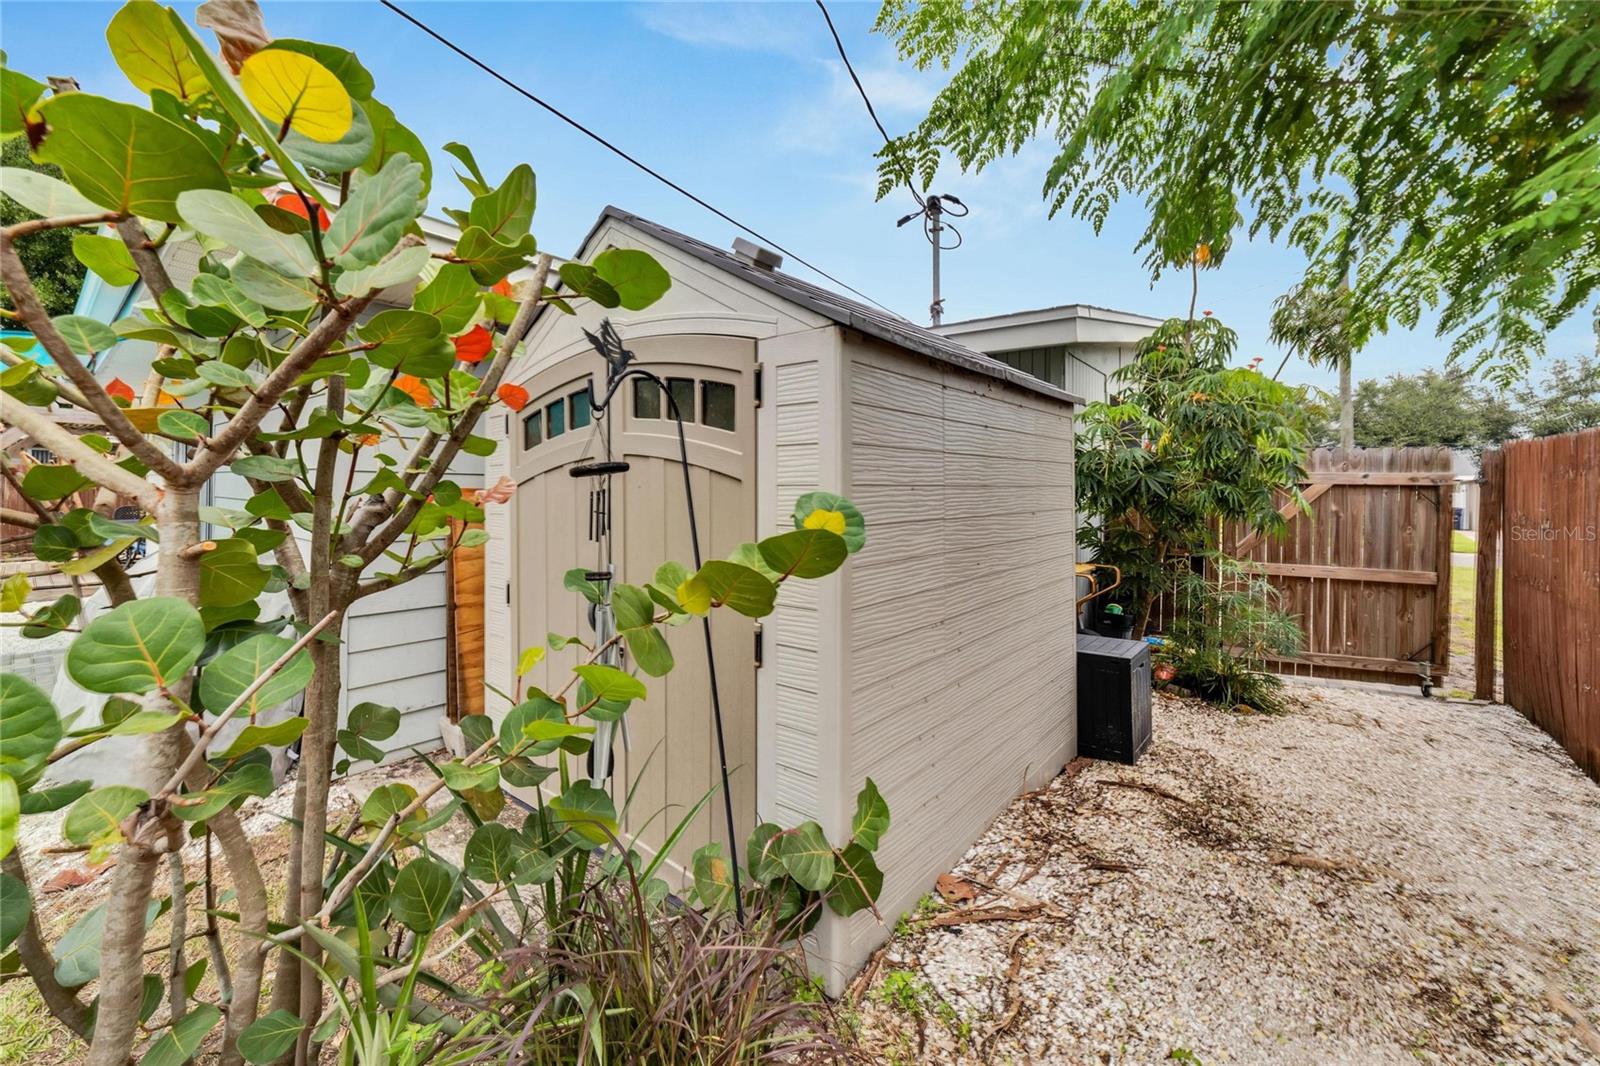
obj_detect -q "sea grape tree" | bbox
[1,4,884,1062]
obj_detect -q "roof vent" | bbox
[731,237,783,271]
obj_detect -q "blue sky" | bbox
[3,1,1591,390]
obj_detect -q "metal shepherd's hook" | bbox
[575,318,746,923]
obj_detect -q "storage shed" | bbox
[483,207,1083,984]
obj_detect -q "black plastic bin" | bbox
[1076,634,1152,764]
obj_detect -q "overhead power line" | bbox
[813,0,935,212]
[380,0,896,315]
[814,0,966,325]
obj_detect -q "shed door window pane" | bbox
[522,410,541,449]
[634,379,661,419]
[701,380,735,431]
[667,377,695,421]
[546,399,565,439]
[569,388,592,429]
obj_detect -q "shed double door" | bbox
[509,334,758,874]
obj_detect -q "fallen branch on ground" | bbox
[920,904,1056,928]
[1097,778,1191,804]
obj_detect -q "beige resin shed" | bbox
[482,207,1082,985]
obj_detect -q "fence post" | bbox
[1474,448,1504,701]
[1433,479,1454,687]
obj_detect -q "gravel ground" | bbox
[844,684,1600,1065]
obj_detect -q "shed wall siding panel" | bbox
[834,336,1077,976]
[757,335,834,824]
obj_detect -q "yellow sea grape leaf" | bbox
[239,49,351,143]
[802,508,847,535]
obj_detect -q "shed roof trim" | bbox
[573,207,1082,406]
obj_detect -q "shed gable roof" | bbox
[577,207,1082,406]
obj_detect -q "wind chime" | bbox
[568,319,745,919]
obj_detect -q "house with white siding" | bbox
[485,206,1084,987]
[933,303,1163,405]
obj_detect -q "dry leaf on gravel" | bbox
[934,872,976,904]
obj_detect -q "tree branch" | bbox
[0,505,41,528]
[0,393,163,509]
[2,212,122,239]
[354,253,551,561]
[353,541,451,599]
[184,233,419,482]
[0,850,93,1041]
[0,232,186,482]
[114,217,174,303]
[165,852,188,1022]
[172,736,267,1066]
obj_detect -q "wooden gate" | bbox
[1477,428,1599,781]
[1226,447,1456,688]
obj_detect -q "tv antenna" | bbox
[898,193,967,326]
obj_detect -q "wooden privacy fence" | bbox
[1477,428,1599,781]
[1224,447,1456,689]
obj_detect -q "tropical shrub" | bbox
[1075,314,1314,636]
[0,4,887,1064]
[1157,557,1303,713]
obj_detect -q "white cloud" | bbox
[634,3,818,57]
[772,56,942,154]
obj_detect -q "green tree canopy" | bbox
[1353,369,1516,450]
[0,138,82,317]
[1076,315,1313,634]
[1512,354,1600,437]
[876,1,1600,384]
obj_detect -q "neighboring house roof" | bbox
[574,206,1083,406]
[933,302,1164,362]
[938,303,1164,332]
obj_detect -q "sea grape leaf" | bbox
[198,634,313,718]
[325,152,423,268]
[33,93,228,221]
[66,597,204,694]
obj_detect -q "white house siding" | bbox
[832,334,1078,977]
[1065,344,1139,406]
[202,431,484,761]
[481,409,515,713]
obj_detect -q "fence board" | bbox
[1474,449,1504,700]
[1499,428,1600,781]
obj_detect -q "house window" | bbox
[546,398,566,439]
[569,388,592,430]
[28,446,57,464]
[702,380,735,431]
[634,378,661,420]
[522,410,541,449]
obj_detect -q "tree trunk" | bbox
[289,401,350,1066]
[291,618,346,1064]
[87,485,203,1066]
[1339,357,1354,451]
[2,851,92,1041]
[175,730,269,1066]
